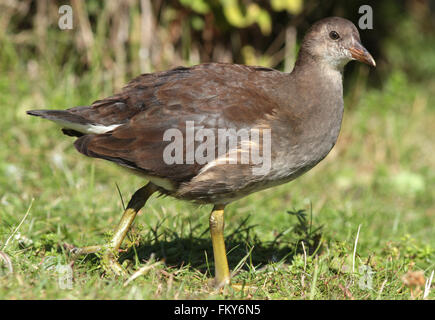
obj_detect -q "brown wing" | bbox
[74,63,285,184]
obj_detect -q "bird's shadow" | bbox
[114,209,324,273]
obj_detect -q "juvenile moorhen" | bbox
[27,17,375,287]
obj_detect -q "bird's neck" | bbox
[292,50,344,83]
[289,53,344,110]
[286,51,345,140]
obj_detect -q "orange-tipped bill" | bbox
[349,42,376,67]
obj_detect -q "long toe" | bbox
[68,244,103,256]
[101,248,128,277]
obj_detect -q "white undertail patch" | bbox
[52,119,122,134]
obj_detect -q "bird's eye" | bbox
[329,31,340,40]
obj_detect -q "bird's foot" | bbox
[228,283,257,293]
[210,280,257,295]
[100,247,128,277]
[68,244,127,277]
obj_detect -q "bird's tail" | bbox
[26,109,120,136]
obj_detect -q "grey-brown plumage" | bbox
[27,17,375,205]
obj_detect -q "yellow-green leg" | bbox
[71,182,157,276]
[209,204,230,287]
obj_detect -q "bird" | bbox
[27,17,375,287]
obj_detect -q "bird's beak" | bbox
[349,41,376,67]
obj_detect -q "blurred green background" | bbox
[0,0,434,299]
[2,0,435,90]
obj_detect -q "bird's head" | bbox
[299,17,376,71]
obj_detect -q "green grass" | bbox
[0,57,434,299]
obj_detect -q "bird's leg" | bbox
[72,182,157,276]
[209,204,230,287]
[102,182,157,276]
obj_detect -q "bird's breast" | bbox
[266,94,344,185]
